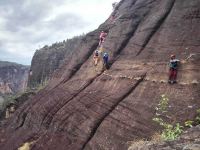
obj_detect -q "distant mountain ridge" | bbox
[0,61,29,95]
[0,61,27,67]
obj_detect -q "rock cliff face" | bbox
[0,0,200,150]
[0,61,29,95]
[0,61,29,118]
[28,36,84,88]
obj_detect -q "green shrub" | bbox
[184,108,200,129]
[1,95,17,110]
[153,95,183,141]
[184,120,194,128]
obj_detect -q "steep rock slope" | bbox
[0,0,200,150]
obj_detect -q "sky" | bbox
[0,0,119,65]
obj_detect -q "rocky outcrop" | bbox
[0,0,200,150]
[28,36,84,88]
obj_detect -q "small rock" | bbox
[188,106,193,108]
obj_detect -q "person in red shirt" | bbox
[168,54,180,84]
[99,31,107,46]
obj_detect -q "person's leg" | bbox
[102,37,106,43]
[95,58,98,66]
[104,58,108,69]
[99,37,103,46]
[168,69,173,83]
[94,56,97,66]
[172,69,177,83]
[96,57,100,66]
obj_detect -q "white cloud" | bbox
[0,0,119,65]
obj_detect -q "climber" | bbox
[93,50,100,66]
[99,31,107,46]
[103,52,109,69]
[168,54,180,84]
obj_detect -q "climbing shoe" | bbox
[168,80,173,84]
[172,80,177,84]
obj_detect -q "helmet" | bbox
[104,52,108,57]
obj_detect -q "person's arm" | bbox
[175,59,180,62]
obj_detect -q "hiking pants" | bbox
[103,58,108,65]
[93,56,99,66]
[99,37,105,46]
[169,68,177,81]
[103,57,108,69]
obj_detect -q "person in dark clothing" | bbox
[103,52,109,69]
[168,54,180,84]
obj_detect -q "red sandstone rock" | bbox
[0,0,200,150]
